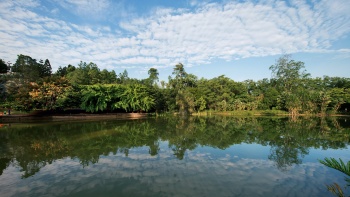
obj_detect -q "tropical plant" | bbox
[319,157,350,197]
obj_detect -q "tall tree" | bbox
[40,59,52,77]
[269,55,310,115]
[146,68,159,86]
[117,69,129,84]
[12,54,40,81]
[269,54,310,92]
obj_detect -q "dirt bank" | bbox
[0,111,149,122]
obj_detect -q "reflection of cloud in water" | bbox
[0,151,345,197]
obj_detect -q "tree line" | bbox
[0,54,349,115]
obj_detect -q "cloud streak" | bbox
[0,0,349,72]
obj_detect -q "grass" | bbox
[192,110,288,116]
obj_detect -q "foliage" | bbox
[0,116,349,178]
[80,84,124,112]
[319,157,350,197]
[319,158,350,177]
[0,59,8,73]
[115,84,155,112]
[80,84,155,113]
[29,77,70,110]
[1,54,350,115]
[12,54,52,81]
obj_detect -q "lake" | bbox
[0,116,349,197]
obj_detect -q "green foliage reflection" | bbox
[0,116,349,178]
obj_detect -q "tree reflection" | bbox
[0,116,348,178]
[0,158,11,176]
[268,145,308,171]
[148,141,160,156]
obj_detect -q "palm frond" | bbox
[326,183,345,197]
[319,158,350,176]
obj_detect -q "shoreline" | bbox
[1,111,349,123]
[0,113,149,122]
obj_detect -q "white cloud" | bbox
[0,0,349,73]
[55,0,110,18]
[0,151,345,197]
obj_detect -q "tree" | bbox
[169,63,187,90]
[329,88,350,112]
[146,68,159,86]
[39,59,52,77]
[168,63,198,115]
[100,69,117,84]
[29,77,70,110]
[118,69,129,84]
[269,54,309,92]
[55,66,67,77]
[176,89,195,116]
[56,64,76,77]
[196,96,207,112]
[269,55,311,115]
[12,54,40,81]
[0,59,7,73]
[66,62,102,85]
[11,55,52,81]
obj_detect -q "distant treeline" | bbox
[0,54,349,115]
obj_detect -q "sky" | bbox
[0,0,349,82]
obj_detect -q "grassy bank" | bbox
[192,110,288,116]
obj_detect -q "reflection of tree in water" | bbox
[0,116,348,178]
[265,117,349,171]
[0,158,11,176]
[149,141,160,156]
[170,137,197,160]
[19,160,46,179]
[268,145,308,171]
[168,118,198,160]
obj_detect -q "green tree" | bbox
[0,59,8,73]
[117,69,129,84]
[329,88,350,112]
[168,63,197,115]
[66,62,102,85]
[39,59,52,77]
[270,54,310,92]
[12,55,52,81]
[12,54,40,81]
[55,64,76,77]
[100,69,117,84]
[269,55,311,115]
[146,68,159,86]
[196,96,207,112]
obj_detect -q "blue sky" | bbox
[0,0,349,82]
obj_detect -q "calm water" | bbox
[0,116,349,197]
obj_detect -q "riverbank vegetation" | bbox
[0,54,349,116]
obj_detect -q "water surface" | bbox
[0,116,349,197]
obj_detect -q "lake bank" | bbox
[1,109,349,123]
[0,112,149,122]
